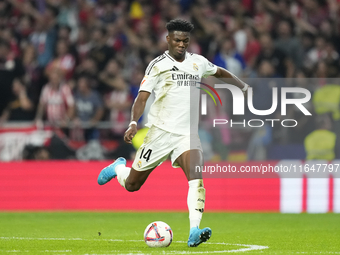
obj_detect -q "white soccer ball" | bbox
[144,221,173,248]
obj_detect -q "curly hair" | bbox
[166,19,194,33]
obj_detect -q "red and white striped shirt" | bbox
[39,83,74,123]
[108,90,132,135]
[46,54,76,80]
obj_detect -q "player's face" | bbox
[166,31,190,61]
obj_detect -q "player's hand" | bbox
[124,125,137,144]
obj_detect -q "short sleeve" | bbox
[202,57,218,78]
[61,85,75,107]
[139,61,160,93]
[39,86,48,104]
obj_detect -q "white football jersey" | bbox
[139,50,217,135]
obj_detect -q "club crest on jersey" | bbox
[137,160,142,168]
[193,63,199,71]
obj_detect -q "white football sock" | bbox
[115,165,131,189]
[187,179,205,230]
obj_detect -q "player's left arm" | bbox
[212,67,249,94]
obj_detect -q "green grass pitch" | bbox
[0,212,339,254]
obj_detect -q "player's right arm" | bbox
[124,57,160,143]
[124,91,150,144]
[200,56,249,96]
[213,67,249,95]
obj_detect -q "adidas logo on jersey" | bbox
[170,66,179,71]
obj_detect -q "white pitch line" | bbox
[1,250,72,253]
[0,237,139,242]
[260,252,340,254]
[3,251,340,255]
[0,237,83,241]
[0,236,269,254]
[83,253,150,255]
[1,251,29,253]
[165,244,268,254]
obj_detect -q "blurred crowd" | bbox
[0,0,340,160]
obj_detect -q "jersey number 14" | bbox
[140,148,152,162]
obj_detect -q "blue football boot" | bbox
[97,157,126,185]
[187,227,212,247]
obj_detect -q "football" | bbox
[144,221,173,248]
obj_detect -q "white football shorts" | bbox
[132,125,203,171]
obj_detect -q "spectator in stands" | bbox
[57,25,78,61]
[252,0,272,34]
[256,33,294,77]
[22,43,40,101]
[74,75,104,142]
[322,42,340,78]
[0,78,34,124]
[23,145,50,160]
[315,61,328,86]
[274,19,303,69]
[106,21,128,53]
[213,37,246,77]
[88,26,114,70]
[306,35,327,66]
[35,71,74,128]
[99,1,117,24]
[287,70,315,143]
[243,26,261,70]
[250,60,283,120]
[1,27,20,57]
[319,19,340,54]
[74,57,98,89]
[0,39,25,117]
[0,0,11,26]
[301,0,329,29]
[232,20,247,55]
[75,26,91,64]
[98,59,126,94]
[29,6,58,68]
[129,68,144,101]
[77,0,94,26]
[105,79,132,138]
[16,15,34,45]
[45,39,76,80]
[247,59,285,160]
[203,20,227,60]
[57,0,79,43]
[300,32,316,71]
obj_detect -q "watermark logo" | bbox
[199,84,312,128]
[197,82,222,109]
